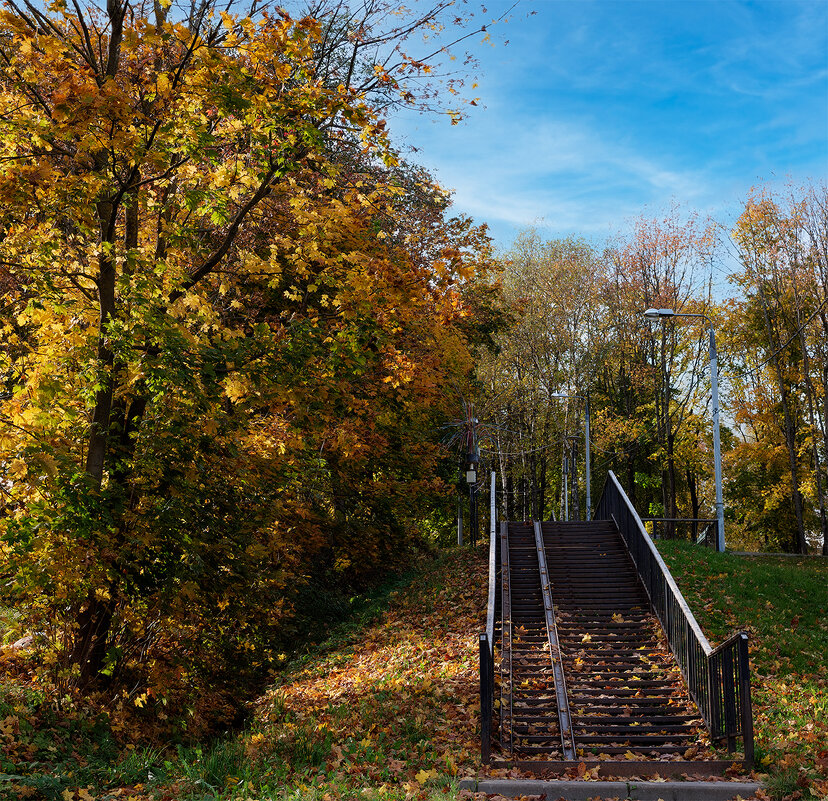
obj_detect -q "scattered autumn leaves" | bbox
[657,541,828,800]
[245,548,489,799]
[2,541,825,800]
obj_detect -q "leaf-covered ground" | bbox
[243,547,488,800]
[0,548,488,800]
[3,542,825,800]
[657,541,828,801]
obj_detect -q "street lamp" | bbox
[642,308,725,552]
[465,434,480,546]
[551,390,592,521]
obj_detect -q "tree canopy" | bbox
[0,0,496,728]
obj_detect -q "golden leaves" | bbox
[414,768,438,784]
[0,0,492,744]
[155,73,171,96]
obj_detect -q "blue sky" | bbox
[391,0,828,251]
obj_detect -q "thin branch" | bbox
[171,166,279,300]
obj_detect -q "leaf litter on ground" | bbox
[3,542,824,800]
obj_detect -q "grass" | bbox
[657,540,828,800]
[0,548,487,800]
[2,541,826,800]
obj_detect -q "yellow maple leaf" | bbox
[7,459,27,479]
[414,768,437,785]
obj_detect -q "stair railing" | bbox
[479,470,498,763]
[641,517,719,548]
[595,471,754,767]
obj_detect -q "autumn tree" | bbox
[604,209,718,528]
[480,212,725,536]
[0,0,494,717]
[727,183,828,554]
[478,230,601,521]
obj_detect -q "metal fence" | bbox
[641,517,718,547]
[595,471,754,765]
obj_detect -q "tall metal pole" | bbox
[457,493,463,546]
[490,471,496,541]
[585,394,592,521]
[470,479,478,546]
[709,326,725,552]
[553,390,590,521]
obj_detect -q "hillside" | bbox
[3,542,826,800]
[657,542,828,801]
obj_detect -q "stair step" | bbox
[498,519,711,764]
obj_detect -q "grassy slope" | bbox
[656,541,828,800]
[1,548,489,801]
[4,542,826,800]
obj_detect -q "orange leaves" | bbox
[248,548,487,798]
[0,0,493,732]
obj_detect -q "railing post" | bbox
[739,633,755,768]
[480,633,492,764]
[709,654,722,740]
[708,656,716,736]
[722,645,736,752]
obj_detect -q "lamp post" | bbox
[551,391,592,521]
[466,432,479,547]
[642,308,725,552]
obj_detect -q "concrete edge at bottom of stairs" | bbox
[457,778,764,801]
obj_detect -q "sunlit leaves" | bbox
[0,0,492,708]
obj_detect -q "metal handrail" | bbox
[596,471,754,767]
[485,472,497,649]
[641,517,719,547]
[480,471,498,763]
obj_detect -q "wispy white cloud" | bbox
[395,109,711,240]
[389,0,828,248]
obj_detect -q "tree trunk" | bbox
[73,203,120,682]
[506,465,513,522]
[71,593,115,687]
[820,345,828,555]
[84,221,117,487]
[539,454,547,521]
[754,280,808,553]
[571,440,580,521]
[801,331,825,557]
[667,431,678,525]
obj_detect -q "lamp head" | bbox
[643,308,676,320]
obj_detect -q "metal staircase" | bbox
[479,472,754,776]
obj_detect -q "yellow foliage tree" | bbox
[0,0,492,720]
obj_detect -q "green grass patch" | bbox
[657,541,828,798]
